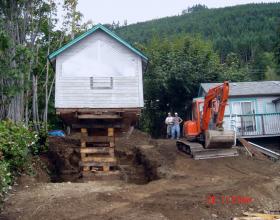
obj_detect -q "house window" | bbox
[231,101,255,115]
[90,77,113,89]
[231,100,256,133]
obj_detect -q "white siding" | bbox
[223,96,280,134]
[276,102,280,113]
[226,96,279,114]
[55,30,144,108]
[255,96,279,113]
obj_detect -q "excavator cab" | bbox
[184,98,204,139]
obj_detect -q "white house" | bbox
[198,81,280,138]
[48,24,148,110]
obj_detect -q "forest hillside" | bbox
[116,3,280,69]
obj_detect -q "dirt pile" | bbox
[115,129,152,152]
[47,137,80,181]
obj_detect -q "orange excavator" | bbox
[176,81,238,159]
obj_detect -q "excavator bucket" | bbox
[204,130,235,149]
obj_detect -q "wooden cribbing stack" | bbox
[79,127,118,177]
[56,108,140,180]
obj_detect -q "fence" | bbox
[224,113,280,137]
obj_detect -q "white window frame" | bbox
[90,77,113,89]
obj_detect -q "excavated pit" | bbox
[47,130,161,184]
[116,148,160,184]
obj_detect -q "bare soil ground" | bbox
[1,130,280,220]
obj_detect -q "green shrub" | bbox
[0,120,39,196]
[0,120,38,171]
[0,160,11,196]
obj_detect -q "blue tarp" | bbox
[48,130,65,137]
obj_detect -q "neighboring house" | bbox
[48,24,148,110]
[198,81,280,138]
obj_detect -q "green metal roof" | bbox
[48,23,148,61]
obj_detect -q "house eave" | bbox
[48,24,148,63]
[229,94,280,98]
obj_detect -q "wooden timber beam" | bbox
[72,123,122,129]
[70,135,114,143]
[56,108,141,115]
[78,114,121,119]
[81,156,117,163]
[79,161,117,167]
[80,147,110,154]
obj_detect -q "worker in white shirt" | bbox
[165,112,174,138]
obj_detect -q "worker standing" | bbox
[165,112,174,138]
[172,112,183,139]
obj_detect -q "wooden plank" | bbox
[79,161,117,167]
[81,156,117,163]
[239,138,268,160]
[103,165,110,172]
[81,128,88,133]
[71,135,114,143]
[80,128,88,144]
[92,170,120,176]
[83,166,90,172]
[233,212,280,220]
[72,123,122,129]
[248,141,280,160]
[57,108,141,114]
[108,128,114,137]
[80,147,110,154]
[243,212,280,218]
[82,170,121,180]
[81,153,86,160]
[78,114,121,119]
[233,217,264,220]
[88,136,114,143]
[109,148,115,157]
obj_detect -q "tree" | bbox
[62,0,83,39]
[141,36,220,137]
[274,26,280,75]
[0,0,88,129]
[117,2,280,79]
[0,0,52,122]
[182,4,208,14]
[219,53,250,82]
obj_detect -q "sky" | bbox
[71,0,279,25]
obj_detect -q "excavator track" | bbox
[176,139,238,160]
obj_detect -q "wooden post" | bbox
[261,115,265,135]
[108,128,114,137]
[108,128,115,157]
[81,128,88,163]
[240,116,244,136]
[103,166,110,172]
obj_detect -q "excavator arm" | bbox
[201,81,229,131]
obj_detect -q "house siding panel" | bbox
[276,102,280,112]
[55,30,143,109]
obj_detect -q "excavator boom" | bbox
[201,81,235,149]
[202,81,229,131]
